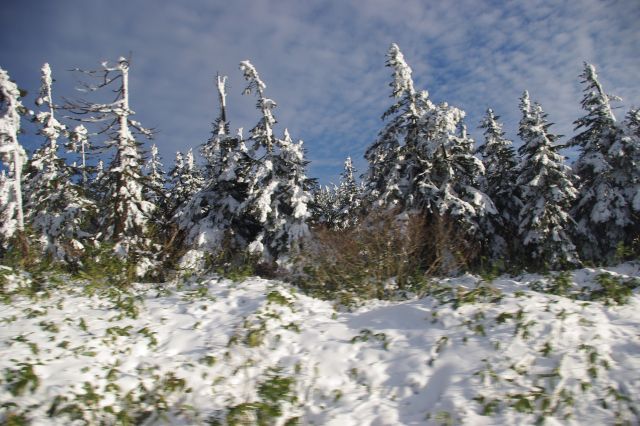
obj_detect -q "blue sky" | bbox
[2,0,639,185]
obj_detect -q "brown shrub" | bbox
[294,210,474,302]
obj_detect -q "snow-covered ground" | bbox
[1,264,639,425]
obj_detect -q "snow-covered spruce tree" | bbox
[569,63,633,261]
[143,143,168,225]
[66,57,155,261]
[66,124,91,185]
[31,64,67,167]
[239,61,313,261]
[168,151,185,213]
[184,149,204,196]
[516,91,579,269]
[414,104,493,237]
[334,157,362,229]
[310,184,339,227]
[23,63,94,261]
[620,108,640,213]
[144,144,166,205]
[168,149,203,217]
[366,44,492,226]
[362,44,494,267]
[477,108,521,259]
[176,75,253,263]
[266,129,313,255]
[0,67,27,250]
[616,107,640,250]
[364,43,433,209]
[200,74,232,178]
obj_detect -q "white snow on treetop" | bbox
[239,60,266,95]
[35,63,52,106]
[388,43,416,98]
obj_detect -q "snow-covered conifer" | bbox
[310,185,339,227]
[169,149,203,216]
[184,149,204,194]
[363,44,493,260]
[572,63,618,148]
[334,157,362,229]
[364,43,433,208]
[28,65,66,183]
[239,60,282,259]
[65,57,154,258]
[516,92,579,269]
[177,75,252,257]
[366,44,491,217]
[0,67,27,245]
[201,74,230,173]
[264,130,312,255]
[609,108,640,247]
[27,64,66,182]
[570,63,632,260]
[34,64,67,148]
[310,167,354,230]
[168,151,186,213]
[240,61,313,260]
[413,102,493,237]
[620,108,640,216]
[24,63,93,260]
[144,144,166,210]
[477,108,521,258]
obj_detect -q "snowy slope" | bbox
[1,264,639,425]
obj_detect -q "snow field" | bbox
[0,264,639,425]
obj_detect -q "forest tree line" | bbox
[0,44,639,288]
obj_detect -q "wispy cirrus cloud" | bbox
[1,0,638,184]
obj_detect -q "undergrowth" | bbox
[209,368,299,426]
[294,211,474,305]
[529,272,639,306]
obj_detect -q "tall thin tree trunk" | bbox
[13,146,24,232]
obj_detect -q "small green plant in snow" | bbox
[3,362,40,396]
